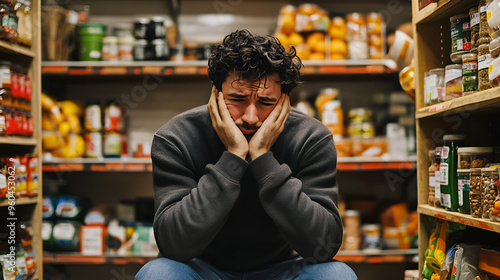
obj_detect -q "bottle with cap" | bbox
[440,134,466,212]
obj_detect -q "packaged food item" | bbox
[450,14,469,53]
[430,68,446,103]
[315,88,339,117]
[458,147,493,168]
[147,16,166,40]
[321,100,343,139]
[470,7,480,48]
[361,224,381,250]
[457,169,471,214]
[428,150,437,205]
[84,131,102,158]
[102,36,119,61]
[84,100,101,132]
[18,221,36,277]
[148,38,169,60]
[118,35,135,61]
[479,0,492,46]
[346,13,368,59]
[398,62,415,101]
[470,168,482,217]
[492,194,500,222]
[487,0,500,30]
[489,30,500,58]
[275,5,296,35]
[335,138,352,157]
[295,4,329,32]
[367,12,384,59]
[489,56,500,87]
[481,167,498,219]
[479,43,493,90]
[445,64,463,100]
[104,131,121,158]
[351,137,387,157]
[133,18,149,39]
[347,108,374,139]
[52,220,82,251]
[42,196,56,220]
[104,99,122,132]
[0,160,6,199]
[440,134,466,212]
[462,53,478,95]
[133,39,148,61]
[329,16,346,40]
[342,210,361,251]
[434,147,443,207]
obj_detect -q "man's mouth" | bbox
[239,127,256,134]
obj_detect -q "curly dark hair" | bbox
[208,29,303,94]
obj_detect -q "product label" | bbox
[456,39,464,51]
[81,227,104,255]
[85,132,102,158]
[1,15,9,28]
[488,10,492,20]
[42,222,52,240]
[471,12,480,27]
[429,176,436,188]
[428,74,438,102]
[445,69,462,83]
[53,223,75,240]
[440,162,449,185]
[463,22,470,30]
[437,87,445,101]
[441,146,450,159]
[0,68,11,88]
[463,61,478,75]
[435,170,441,199]
[481,5,487,14]
[479,54,492,70]
[442,193,451,208]
[458,179,470,206]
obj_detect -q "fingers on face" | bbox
[209,87,222,124]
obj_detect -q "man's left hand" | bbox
[249,94,290,160]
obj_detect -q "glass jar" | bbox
[457,169,471,214]
[470,7,480,48]
[429,68,445,104]
[490,30,500,59]
[450,14,469,54]
[342,210,361,250]
[440,134,466,212]
[445,64,463,100]
[462,53,478,95]
[434,147,443,207]
[347,108,374,139]
[478,44,492,90]
[0,4,9,40]
[479,0,492,45]
[458,147,493,169]
[481,167,498,219]
[428,150,437,206]
[470,168,482,218]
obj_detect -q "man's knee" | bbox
[299,260,357,280]
[135,257,200,280]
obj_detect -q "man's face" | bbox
[221,73,283,135]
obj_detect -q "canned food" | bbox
[84,101,102,132]
[85,131,102,158]
[104,131,121,158]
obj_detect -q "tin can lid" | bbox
[457,147,493,153]
[443,134,466,141]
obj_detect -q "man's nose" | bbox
[241,103,259,125]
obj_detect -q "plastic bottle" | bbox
[440,134,466,212]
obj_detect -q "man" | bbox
[136,29,356,280]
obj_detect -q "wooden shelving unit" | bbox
[0,0,42,279]
[413,0,500,278]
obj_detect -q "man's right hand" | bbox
[208,86,249,159]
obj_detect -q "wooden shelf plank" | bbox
[414,0,475,24]
[0,196,39,207]
[41,59,397,76]
[418,205,500,233]
[0,40,35,58]
[42,157,416,172]
[416,88,500,119]
[0,136,37,146]
[43,249,418,265]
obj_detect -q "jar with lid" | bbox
[428,150,437,206]
[133,39,148,61]
[489,55,500,87]
[22,0,31,46]
[481,167,498,219]
[424,71,431,106]
[347,108,374,139]
[470,7,480,48]
[346,12,368,59]
[148,39,169,60]
[133,18,149,40]
[102,36,119,61]
[315,88,339,118]
[118,35,135,61]
[450,13,469,54]
[15,0,25,45]
[104,99,121,132]
[434,147,443,207]
[479,0,492,45]
[342,210,361,250]
[445,64,463,100]
[84,100,102,132]
[457,169,471,214]
[440,134,466,212]
[462,53,478,95]
[147,17,166,40]
[458,147,493,168]
[0,60,11,89]
[490,30,500,59]
[470,168,482,217]
[478,44,492,90]
[0,4,9,39]
[428,68,445,104]
[361,224,381,250]
[8,10,18,43]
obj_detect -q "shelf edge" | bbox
[418,205,500,233]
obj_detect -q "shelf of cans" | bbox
[0,154,39,200]
[422,0,500,108]
[426,135,500,226]
[0,0,33,47]
[0,221,38,280]
[0,61,33,137]
[274,3,386,61]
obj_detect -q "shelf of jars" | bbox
[43,249,418,265]
[41,156,416,172]
[40,59,397,76]
[416,87,500,119]
[0,40,35,58]
[418,205,500,233]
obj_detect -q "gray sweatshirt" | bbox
[151,105,343,271]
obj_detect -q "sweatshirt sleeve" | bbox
[151,134,247,262]
[248,134,342,262]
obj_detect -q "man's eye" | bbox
[260,102,274,106]
[231,99,246,102]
